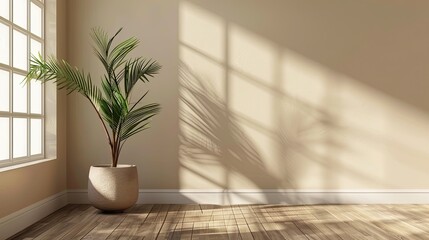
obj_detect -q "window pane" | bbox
[30,80,41,113]
[13,30,28,70]
[0,23,9,65]
[30,2,42,37]
[0,70,9,111]
[30,118,41,155]
[13,117,27,158]
[13,0,27,29]
[0,0,9,20]
[30,38,41,59]
[13,73,27,113]
[0,118,9,160]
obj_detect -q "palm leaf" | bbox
[26,54,101,106]
[123,58,161,97]
[119,103,160,141]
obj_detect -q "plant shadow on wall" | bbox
[179,64,280,203]
[178,63,357,203]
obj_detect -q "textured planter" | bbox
[88,164,138,211]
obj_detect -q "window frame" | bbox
[0,0,45,167]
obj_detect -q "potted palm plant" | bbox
[26,28,161,211]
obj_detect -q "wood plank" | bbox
[147,204,172,240]
[157,204,182,239]
[230,205,253,240]
[237,224,254,240]
[179,222,194,239]
[239,205,270,240]
[250,205,285,240]
[294,221,327,240]
[60,207,106,240]
[33,205,93,240]
[128,204,169,239]
[169,204,193,240]
[274,222,308,240]
[223,205,241,240]
[81,210,128,240]
[10,204,85,239]
[169,204,188,239]
[105,204,153,240]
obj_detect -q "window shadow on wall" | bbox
[177,0,429,196]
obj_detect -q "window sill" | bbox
[0,158,56,173]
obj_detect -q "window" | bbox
[0,0,44,166]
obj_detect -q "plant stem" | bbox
[87,96,114,158]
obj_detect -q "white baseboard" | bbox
[67,189,429,205]
[0,191,68,240]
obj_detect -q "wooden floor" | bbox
[9,204,429,239]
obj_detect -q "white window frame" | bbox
[0,0,45,167]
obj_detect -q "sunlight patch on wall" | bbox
[178,0,429,190]
[227,171,264,189]
[229,25,276,86]
[329,77,429,187]
[276,96,332,188]
[279,48,429,188]
[229,72,274,130]
[279,50,390,188]
[179,45,225,99]
[360,92,429,187]
[235,120,281,180]
[179,1,225,62]
[336,77,389,134]
[281,50,331,109]
[329,130,387,188]
[179,162,226,189]
[381,101,429,163]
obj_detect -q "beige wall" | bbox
[67,0,429,190]
[0,160,65,217]
[0,0,67,218]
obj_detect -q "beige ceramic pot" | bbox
[88,164,138,211]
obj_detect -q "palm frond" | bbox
[123,58,161,97]
[108,37,139,73]
[26,54,101,105]
[119,103,160,141]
